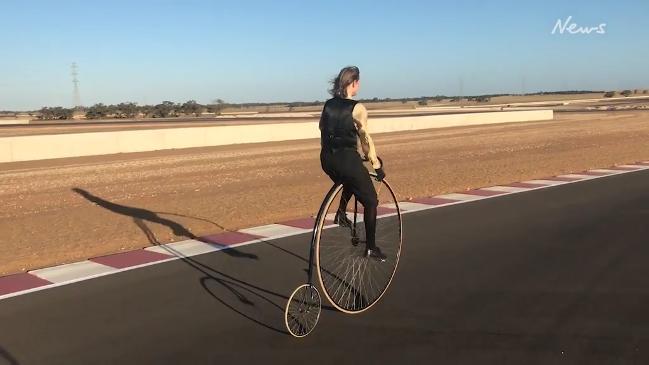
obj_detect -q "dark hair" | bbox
[329,66,360,98]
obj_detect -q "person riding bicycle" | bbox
[319,66,387,261]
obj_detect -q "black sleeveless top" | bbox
[319,96,359,151]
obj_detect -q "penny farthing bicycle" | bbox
[284,157,402,337]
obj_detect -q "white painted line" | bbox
[617,165,648,169]
[436,193,485,201]
[481,186,531,193]
[379,203,399,210]
[145,239,222,257]
[557,174,596,179]
[377,212,400,219]
[238,224,310,239]
[396,201,434,212]
[30,260,117,284]
[589,169,624,174]
[523,179,570,185]
[0,255,179,302]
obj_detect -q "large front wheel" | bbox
[315,176,402,314]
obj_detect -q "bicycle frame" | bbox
[306,182,342,285]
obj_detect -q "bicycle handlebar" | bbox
[361,156,384,169]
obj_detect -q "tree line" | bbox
[83,100,224,119]
[604,89,648,98]
[33,89,649,120]
[38,100,228,120]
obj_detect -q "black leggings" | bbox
[320,148,379,249]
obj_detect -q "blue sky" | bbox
[1,0,647,110]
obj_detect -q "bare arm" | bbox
[352,103,381,169]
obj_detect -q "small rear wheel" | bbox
[284,284,321,337]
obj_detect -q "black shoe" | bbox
[334,210,352,228]
[365,246,387,262]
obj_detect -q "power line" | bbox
[71,62,81,108]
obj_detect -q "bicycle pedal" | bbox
[334,213,353,228]
[365,248,387,262]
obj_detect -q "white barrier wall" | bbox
[0,110,553,163]
[0,118,30,125]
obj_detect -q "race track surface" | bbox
[0,169,648,364]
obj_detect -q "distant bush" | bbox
[644,90,648,94]
[152,101,178,118]
[39,106,74,120]
[115,102,139,118]
[417,99,428,106]
[621,90,632,97]
[603,91,615,98]
[85,103,110,119]
[178,100,199,116]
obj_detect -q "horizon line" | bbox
[6,88,649,113]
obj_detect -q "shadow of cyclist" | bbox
[71,187,257,260]
[130,213,297,334]
[72,187,334,334]
[0,345,20,365]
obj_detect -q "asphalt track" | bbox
[1,169,649,364]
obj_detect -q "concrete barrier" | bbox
[0,110,553,163]
[0,118,30,125]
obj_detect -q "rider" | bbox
[319,65,387,261]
